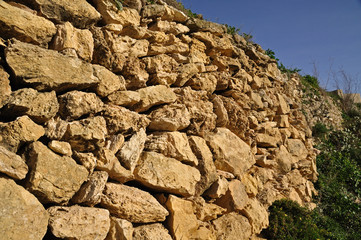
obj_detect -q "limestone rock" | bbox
[149,20,189,35]
[27,0,101,28]
[187,72,218,94]
[101,182,169,223]
[0,178,49,240]
[95,148,133,183]
[118,129,147,172]
[275,145,293,173]
[204,176,229,199]
[133,85,177,112]
[142,54,179,74]
[0,66,11,109]
[287,139,308,159]
[148,41,189,56]
[205,128,255,178]
[51,22,94,61]
[48,140,72,156]
[148,104,191,131]
[165,195,199,240]
[122,56,150,89]
[72,171,109,206]
[3,88,59,124]
[0,116,45,152]
[256,133,279,148]
[64,116,107,151]
[174,63,199,87]
[102,105,150,135]
[94,0,141,26]
[0,1,56,45]
[186,18,225,35]
[145,132,198,166]
[93,64,126,97]
[48,205,110,240]
[107,90,141,107]
[106,217,133,240]
[189,196,226,222]
[73,151,97,174]
[212,212,252,240]
[142,4,188,22]
[0,146,28,180]
[134,152,201,197]
[188,136,218,194]
[193,32,234,57]
[240,198,269,233]
[58,90,104,120]
[25,141,89,204]
[133,223,172,240]
[174,87,217,136]
[212,96,229,127]
[277,93,290,114]
[105,134,125,154]
[6,40,99,92]
[45,117,69,140]
[214,179,249,212]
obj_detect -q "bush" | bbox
[302,75,320,89]
[225,24,240,35]
[263,199,326,240]
[312,122,329,138]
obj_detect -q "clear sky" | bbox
[181,0,361,93]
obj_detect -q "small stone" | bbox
[133,85,177,112]
[48,205,110,240]
[148,104,191,131]
[101,182,169,223]
[107,90,141,107]
[93,64,126,97]
[214,179,249,212]
[105,217,133,240]
[48,140,72,156]
[73,152,97,174]
[204,176,229,199]
[133,223,172,240]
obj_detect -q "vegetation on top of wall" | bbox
[265,48,301,74]
[163,0,199,18]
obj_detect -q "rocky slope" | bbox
[0,0,318,239]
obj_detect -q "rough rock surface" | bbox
[105,217,133,240]
[48,205,110,240]
[133,223,172,240]
[212,212,252,240]
[0,177,49,240]
[101,182,169,223]
[0,146,28,180]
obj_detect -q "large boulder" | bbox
[0,1,56,45]
[48,205,110,240]
[25,141,89,204]
[5,40,99,92]
[100,182,169,223]
[134,152,200,197]
[0,178,49,240]
[205,128,255,178]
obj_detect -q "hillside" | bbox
[0,0,324,239]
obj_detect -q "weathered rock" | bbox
[174,63,199,87]
[240,198,269,233]
[134,152,201,197]
[64,116,107,151]
[189,196,226,222]
[193,32,234,57]
[0,1,56,45]
[133,85,177,112]
[149,20,189,35]
[145,132,198,165]
[165,195,199,240]
[204,176,229,199]
[205,128,255,178]
[188,135,218,194]
[0,177,49,240]
[105,134,125,154]
[51,22,94,61]
[102,105,150,135]
[0,66,11,109]
[212,96,229,127]
[174,87,217,136]
[148,41,189,56]
[27,0,101,28]
[0,146,28,180]
[48,140,72,156]
[73,151,97,174]
[96,148,133,183]
[117,129,147,172]
[6,40,99,92]
[107,90,141,107]
[101,182,169,223]
[148,104,191,131]
[277,93,290,114]
[3,88,59,123]
[212,212,252,240]
[186,18,225,35]
[141,4,188,22]
[133,223,172,240]
[214,179,249,212]
[187,72,218,94]
[48,205,110,240]
[106,217,133,240]
[45,117,69,140]
[25,141,88,204]
[94,0,141,26]
[93,64,126,97]
[142,54,179,74]
[275,145,293,173]
[122,56,150,89]
[256,133,279,148]
[72,171,109,206]
[0,115,45,152]
[58,90,104,120]
[287,139,308,159]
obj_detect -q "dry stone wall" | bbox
[0,0,318,239]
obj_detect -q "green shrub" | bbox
[302,74,320,89]
[278,63,302,74]
[312,122,329,138]
[225,24,240,35]
[265,49,279,61]
[263,199,326,240]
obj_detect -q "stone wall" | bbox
[0,0,318,239]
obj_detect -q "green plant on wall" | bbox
[114,0,123,10]
[225,24,240,35]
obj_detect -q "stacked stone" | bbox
[0,0,318,239]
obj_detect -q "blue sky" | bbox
[181,0,361,93]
